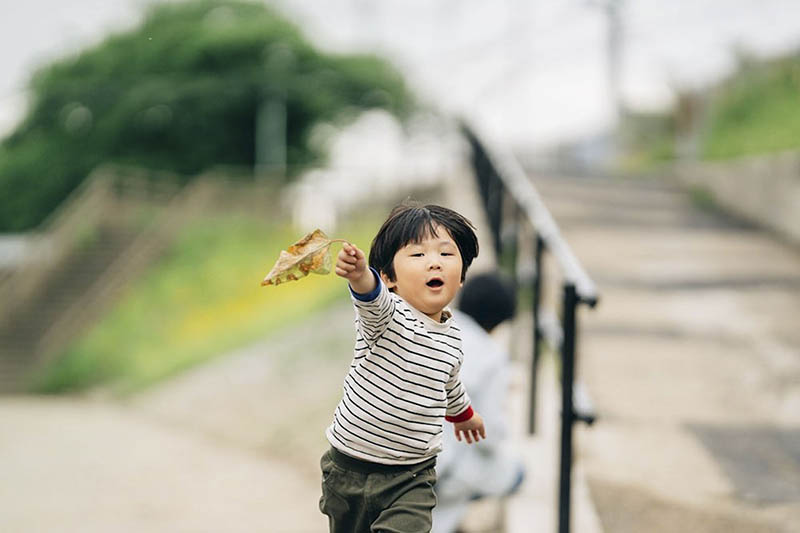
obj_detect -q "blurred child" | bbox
[432,272,525,533]
[320,203,485,533]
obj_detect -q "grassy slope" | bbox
[33,214,376,394]
[702,57,800,160]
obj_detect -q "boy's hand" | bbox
[336,242,375,294]
[453,412,486,444]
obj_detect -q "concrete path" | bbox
[0,164,597,533]
[528,174,800,533]
[0,165,494,533]
[0,302,360,533]
[3,169,798,533]
[0,397,324,533]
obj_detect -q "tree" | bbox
[0,0,413,231]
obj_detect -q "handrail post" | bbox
[529,234,544,434]
[503,195,519,286]
[487,170,503,256]
[558,283,578,533]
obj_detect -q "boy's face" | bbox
[381,224,463,323]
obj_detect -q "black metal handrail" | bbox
[461,122,599,533]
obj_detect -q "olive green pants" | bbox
[319,448,438,533]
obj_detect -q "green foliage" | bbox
[0,0,413,231]
[702,54,800,159]
[30,214,378,394]
[617,110,676,173]
[616,51,800,169]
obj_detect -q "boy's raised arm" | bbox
[336,242,394,344]
[335,242,376,294]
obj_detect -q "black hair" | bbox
[369,203,479,283]
[457,272,516,332]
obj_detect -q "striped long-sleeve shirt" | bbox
[326,271,473,465]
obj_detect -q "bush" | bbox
[0,0,413,231]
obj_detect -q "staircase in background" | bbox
[0,223,139,391]
[0,167,283,393]
[0,168,183,392]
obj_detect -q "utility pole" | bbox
[587,0,624,165]
[255,94,286,179]
[256,45,294,180]
[605,0,623,126]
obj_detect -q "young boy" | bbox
[320,203,486,533]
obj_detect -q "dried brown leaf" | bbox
[261,229,345,287]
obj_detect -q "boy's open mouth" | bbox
[426,278,444,288]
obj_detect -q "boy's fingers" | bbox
[454,428,461,441]
[343,243,363,259]
[336,263,356,275]
[479,426,486,438]
[464,431,473,444]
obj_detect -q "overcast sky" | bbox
[2,0,800,148]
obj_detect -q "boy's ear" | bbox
[380,272,396,290]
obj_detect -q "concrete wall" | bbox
[674,151,800,245]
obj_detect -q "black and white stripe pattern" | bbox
[326,281,472,465]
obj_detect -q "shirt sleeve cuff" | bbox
[350,268,382,302]
[445,406,474,423]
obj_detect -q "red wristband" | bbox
[445,406,474,423]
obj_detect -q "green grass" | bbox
[702,58,800,159]
[32,214,377,395]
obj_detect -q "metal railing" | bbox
[461,122,599,533]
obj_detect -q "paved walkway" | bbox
[524,174,800,533]
[0,396,324,532]
[3,170,799,533]
[0,302,360,532]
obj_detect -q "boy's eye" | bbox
[411,253,424,257]
[441,252,454,256]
